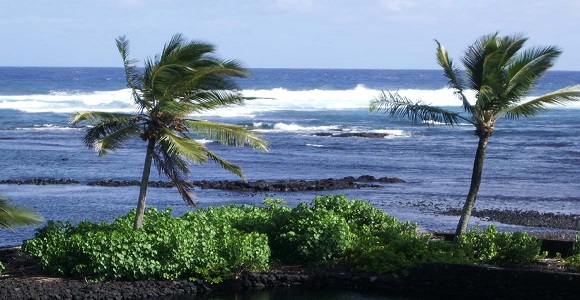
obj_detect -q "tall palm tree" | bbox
[370,33,580,237]
[0,194,43,230]
[71,34,269,229]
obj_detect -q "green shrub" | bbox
[270,202,353,265]
[0,260,4,275]
[22,195,548,282]
[566,254,580,269]
[456,225,544,264]
[24,207,270,282]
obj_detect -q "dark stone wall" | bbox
[231,263,580,300]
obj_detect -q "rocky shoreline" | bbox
[2,244,580,300]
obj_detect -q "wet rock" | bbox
[314,132,388,138]
[0,178,79,185]
[1,176,406,192]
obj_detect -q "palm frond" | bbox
[204,149,244,179]
[504,85,580,118]
[0,195,43,230]
[370,90,469,126]
[152,140,196,205]
[162,36,214,66]
[174,61,249,94]
[463,32,499,91]
[183,119,269,150]
[159,34,187,64]
[497,34,527,66]
[153,99,197,119]
[71,111,141,155]
[70,111,136,125]
[185,90,247,111]
[503,45,562,105]
[435,40,473,113]
[115,36,145,109]
[88,123,141,156]
[158,129,210,164]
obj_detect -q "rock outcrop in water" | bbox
[86,176,406,191]
[0,175,406,192]
[0,178,79,185]
[314,132,388,138]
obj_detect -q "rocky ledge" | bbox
[0,178,79,185]
[0,175,406,192]
[314,132,388,138]
[2,249,580,300]
[86,175,405,191]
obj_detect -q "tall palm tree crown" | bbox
[71,34,269,229]
[370,33,580,237]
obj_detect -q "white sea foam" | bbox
[373,129,412,138]
[306,144,325,148]
[271,123,339,132]
[15,124,80,131]
[2,86,578,115]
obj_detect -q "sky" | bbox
[1,0,579,70]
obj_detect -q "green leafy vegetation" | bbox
[455,225,545,264]
[23,195,548,282]
[23,208,270,282]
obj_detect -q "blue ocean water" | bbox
[1,67,579,246]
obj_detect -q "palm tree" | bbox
[71,34,269,229]
[0,194,43,230]
[370,33,580,237]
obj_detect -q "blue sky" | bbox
[1,0,579,70]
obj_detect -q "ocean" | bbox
[1,67,579,246]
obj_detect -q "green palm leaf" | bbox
[183,119,269,150]
[502,46,562,105]
[0,195,43,230]
[71,111,141,155]
[370,90,468,125]
[205,148,244,179]
[505,85,580,118]
[435,40,473,113]
[158,128,210,164]
[116,36,145,109]
[153,138,197,205]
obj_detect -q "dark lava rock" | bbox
[83,176,406,191]
[314,132,388,138]
[2,176,406,192]
[0,178,79,185]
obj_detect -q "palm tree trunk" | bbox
[133,138,155,230]
[454,134,489,238]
